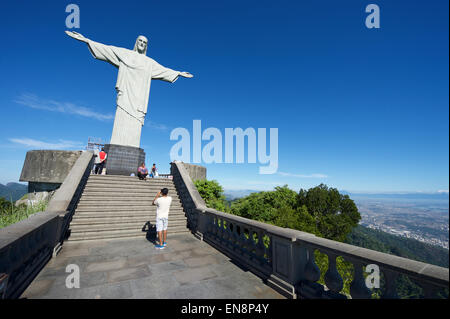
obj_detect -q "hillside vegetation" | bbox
[0,197,48,229]
[346,225,449,268]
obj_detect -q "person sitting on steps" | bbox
[137,162,149,180]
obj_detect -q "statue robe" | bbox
[86,39,180,148]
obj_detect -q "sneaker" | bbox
[163,242,167,247]
[155,244,164,249]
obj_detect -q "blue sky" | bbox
[0,0,448,193]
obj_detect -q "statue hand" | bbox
[65,30,88,43]
[179,71,194,78]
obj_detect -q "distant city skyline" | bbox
[0,0,448,194]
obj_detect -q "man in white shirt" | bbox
[152,188,172,249]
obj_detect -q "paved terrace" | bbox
[21,233,284,299]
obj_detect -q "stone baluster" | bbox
[256,229,265,263]
[223,219,230,243]
[304,247,321,283]
[211,216,218,236]
[239,226,248,254]
[225,220,232,247]
[233,223,241,251]
[217,218,224,243]
[248,229,257,258]
[324,252,343,294]
[350,261,372,299]
[265,235,272,264]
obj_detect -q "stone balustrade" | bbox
[170,161,449,299]
[0,151,94,299]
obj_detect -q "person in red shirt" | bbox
[95,148,107,174]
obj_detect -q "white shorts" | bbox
[156,217,168,232]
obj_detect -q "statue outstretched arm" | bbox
[65,31,122,68]
[65,30,89,43]
[179,72,194,78]
[151,60,193,83]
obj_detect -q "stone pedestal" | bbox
[20,150,83,196]
[103,144,145,176]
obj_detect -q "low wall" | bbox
[170,161,449,299]
[182,163,207,181]
[0,211,62,299]
[0,151,94,299]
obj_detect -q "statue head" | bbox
[134,35,148,55]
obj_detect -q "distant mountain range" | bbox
[224,189,259,200]
[342,191,449,201]
[0,183,28,202]
[224,188,449,201]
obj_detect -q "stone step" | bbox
[89,174,171,179]
[73,208,185,215]
[79,193,179,199]
[82,186,177,192]
[81,189,178,195]
[86,180,174,185]
[77,197,183,203]
[89,174,172,180]
[75,206,183,212]
[85,180,175,185]
[87,177,174,184]
[83,185,176,192]
[67,226,190,241]
[75,204,183,214]
[69,219,187,232]
[85,183,175,189]
[82,192,178,198]
[71,214,187,225]
[76,201,183,208]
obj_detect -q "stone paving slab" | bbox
[21,233,285,299]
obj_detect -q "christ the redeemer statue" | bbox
[65,31,193,148]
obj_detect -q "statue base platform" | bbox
[103,144,145,176]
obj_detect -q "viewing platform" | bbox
[21,234,284,299]
[1,152,448,299]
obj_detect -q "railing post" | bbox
[298,246,324,299]
[195,208,208,241]
[267,235,307,299]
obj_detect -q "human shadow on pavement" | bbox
[142,221,157,243]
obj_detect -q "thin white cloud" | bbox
[438,190,449,194]
[278,171,328,178]
[146,120,169,131]
[14,93,114,121]
[9,138,83,150]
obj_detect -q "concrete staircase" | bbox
[67,174,189,241]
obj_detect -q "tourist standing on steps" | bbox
[137,162,149,180]
[150,163,158,178]
[95,148,107,174]
[152,188,172,249]
[93,148,100,174]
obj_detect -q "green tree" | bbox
[194,179,229,212]
[298,184,360,241]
